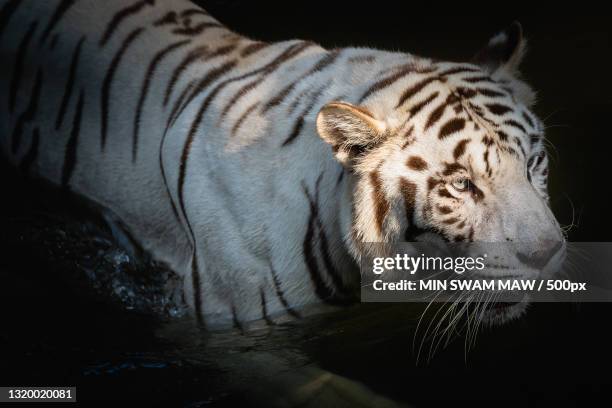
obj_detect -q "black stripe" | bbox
[316,219,351,297]
[99,0,154,47]
[176,124,205,325]
[217,42,314,119]
[260,289,274,325]
[287,89,307,115]
[504,119,527,133]
[305,48,341,75]
[348,54,375,64]
[9,21,38,114]
[218,76,265,119]
[477,87,506,98]
[359,63,417,103]
[269,262,301,318]
[425,101,447,130]
[158,143,184,225]
[158,94,189,239]
[100,27,144,149]
[165,78,197,132]
[463,75,495,84]
[133,39,190,162]
[486,103,513,116]
[0,0,21,39]
[177,112,206,325]
[19,127,40,174]
[198,43,236,58]
[231,303,244,333]
[408,91,439,117]
[522,111,535,128]
[231,102,260,136]
[283,117,305,147]
[305,176,354,299]
[395,76,440,109]
[167,59,237,130]
[336,169,345,185]
[11,68,43,154]
[56,36,85,130]
[38,0,76,47]
[262,49,341,114]
[191,253,204,326]
[163,45,208,106]
[437,66,480,77]
[534,151,545,168]
[514,136,526,158]
[61,89,84,188]
[281,84,327,146]
[240,42,270,57]
[302,183,335,302]
[152,11,176,27]
[261,81,297,114]
[163,43,237,107]
[172,21,222,36]
[178,118,197,229]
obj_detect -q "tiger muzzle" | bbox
[516,240,563,270]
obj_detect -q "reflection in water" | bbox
[156,308,418,407]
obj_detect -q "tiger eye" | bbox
[451,177,470,192]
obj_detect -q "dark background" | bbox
[1,3,612,407]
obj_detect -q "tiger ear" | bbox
[316,101,387,167]
[473,21,525,74]
[472,21,535,106]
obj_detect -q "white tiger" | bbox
[0,0,564,328]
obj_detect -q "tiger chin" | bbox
[0,0,564,330]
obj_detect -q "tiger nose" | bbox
[516,240,563,270]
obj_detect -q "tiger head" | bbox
[316,23,565,323]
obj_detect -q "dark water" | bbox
[2,164,612,407]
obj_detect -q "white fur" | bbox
[0,0,563,328]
